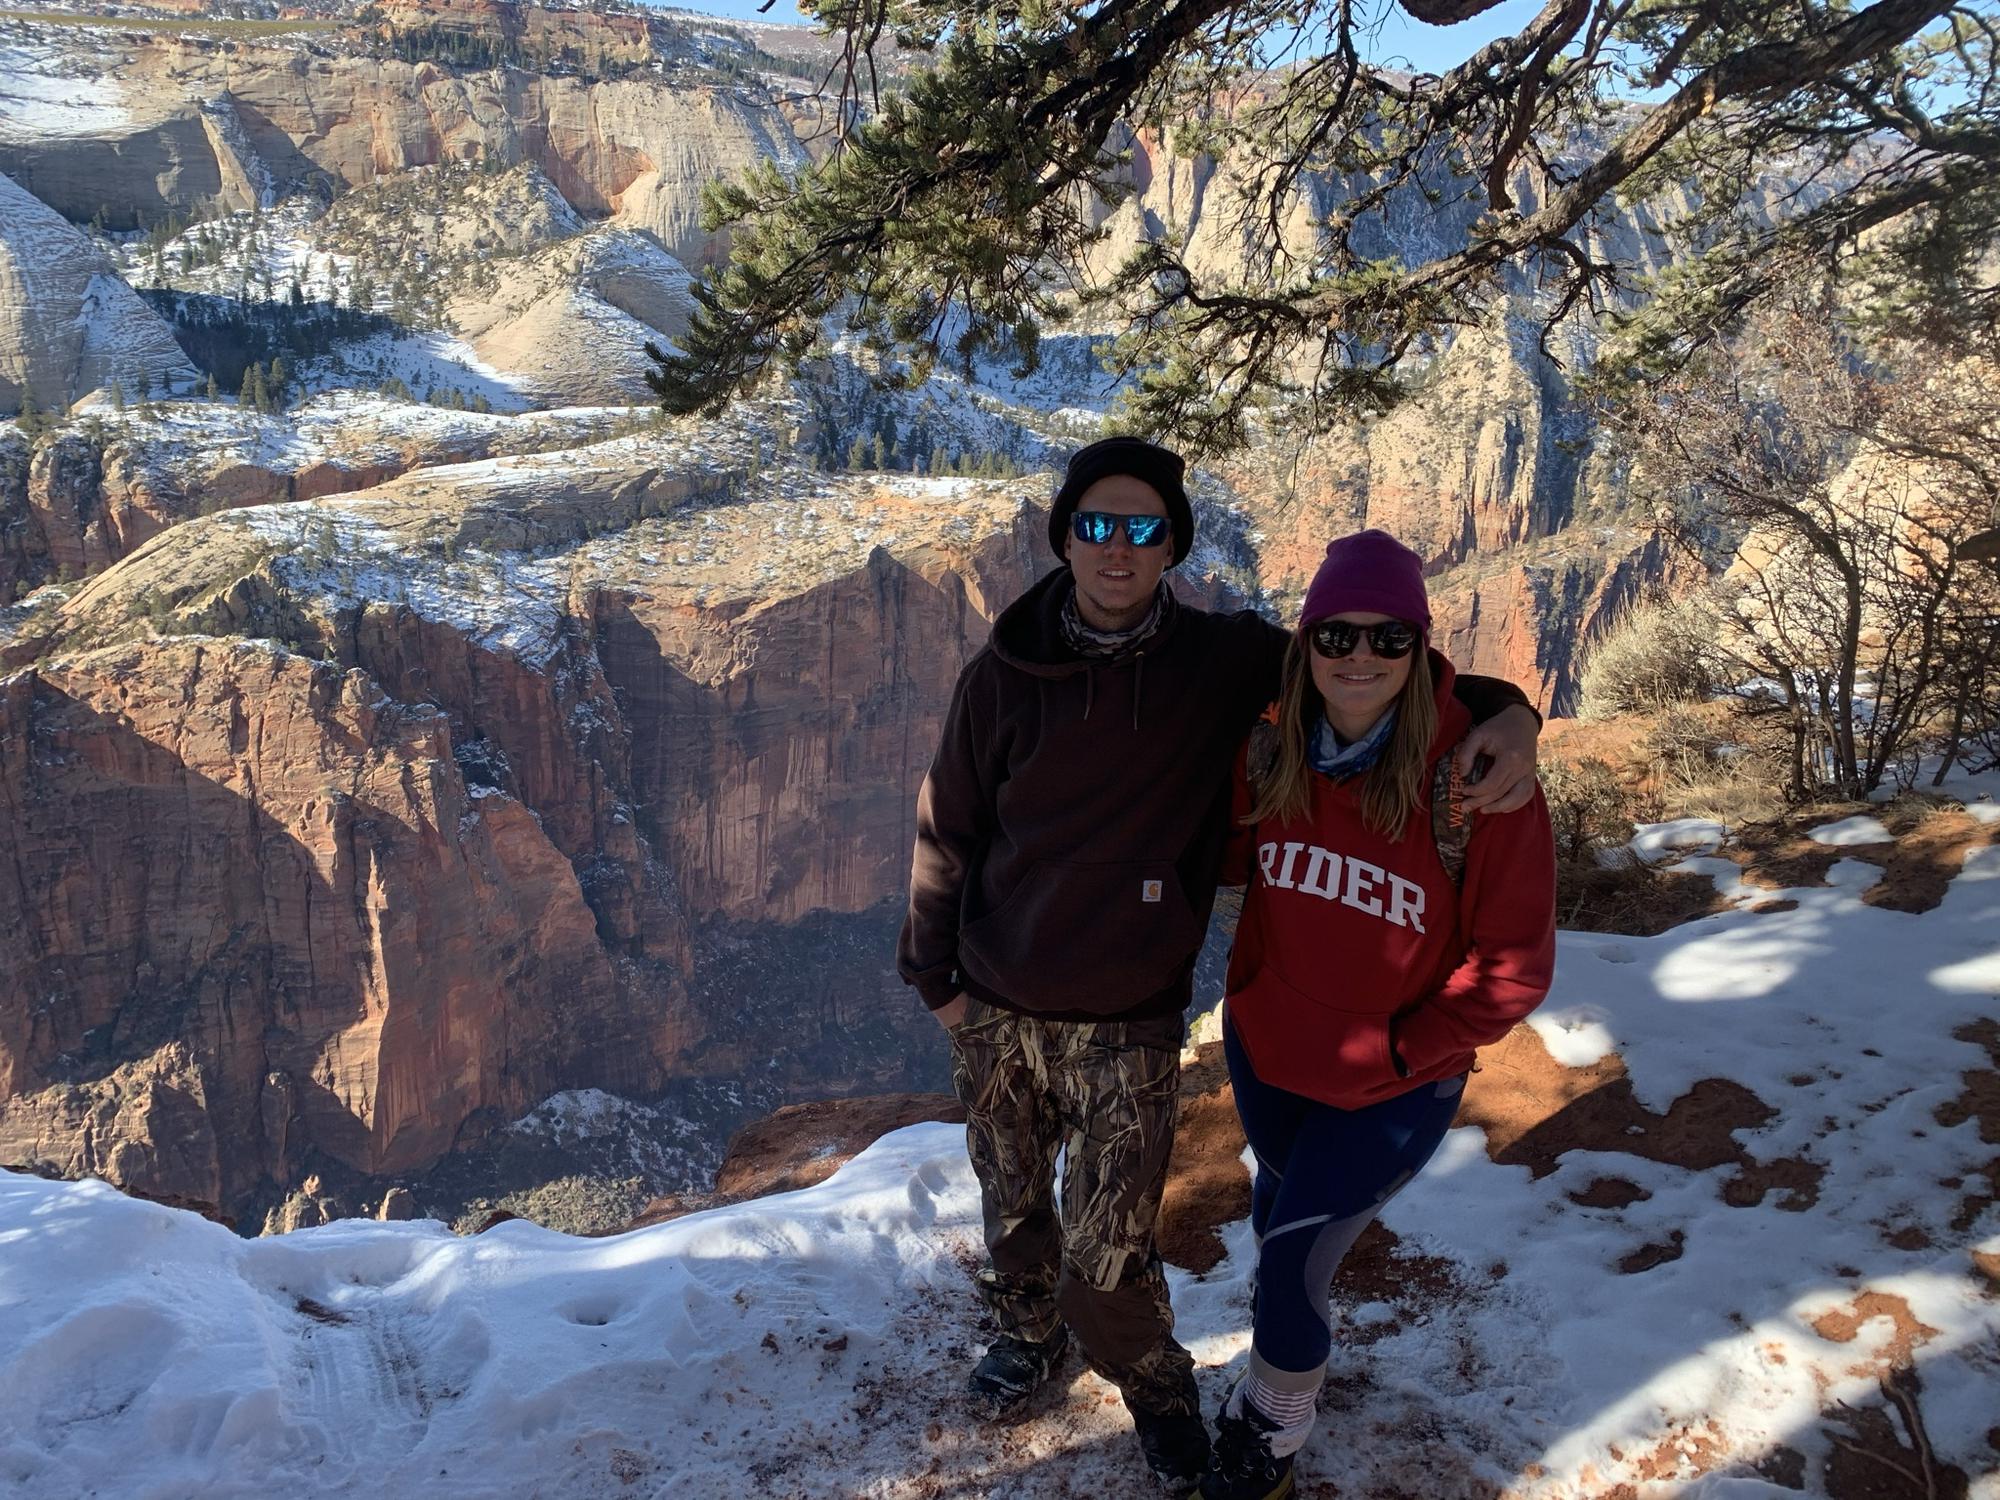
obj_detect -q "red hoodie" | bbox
[1222,654,1557,1111]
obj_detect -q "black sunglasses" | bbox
[1071,511,1171,548]
[1309,619,1420,660]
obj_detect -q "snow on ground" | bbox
[231,496,576,667]
[0,33,138,138]
[956,331,1130,422]
[107,198,542,411]
[1874,760,2000,811]
[79,391,651,493]
[209,413,831,658]
[111,200,333,304]
[303,325,539,411]
[1500,847,2000,1486]
[1628,817,1727,863]
[2,828,1996,1497]
[1807,813,1894,846]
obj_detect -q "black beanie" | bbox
[1047,436,1194,567]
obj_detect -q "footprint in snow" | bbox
[0,1302,182,1449]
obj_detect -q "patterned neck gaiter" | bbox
[1059,578,1175,660]
[1309,707,1397,779]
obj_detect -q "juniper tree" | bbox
[1604,285,2000,797]
[16,384,46,438]
[646,0,2000,454]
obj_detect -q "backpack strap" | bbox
[1430,744,1481,889]
[1244,713,1281,796]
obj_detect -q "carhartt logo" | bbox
[1141,880,1163,903]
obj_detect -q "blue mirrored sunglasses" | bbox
[1071,511,1172,548]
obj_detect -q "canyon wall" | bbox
[0,458,1076,1215]
[0,31,803,265]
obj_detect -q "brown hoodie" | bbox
[897,568,1530,1022]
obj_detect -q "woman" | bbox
[1203,530,1557,1500]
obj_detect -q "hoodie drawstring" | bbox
[1079,656,1145,726]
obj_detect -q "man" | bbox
[897,436,1540,1494]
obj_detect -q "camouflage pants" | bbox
[947,997,1198,1417]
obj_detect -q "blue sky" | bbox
[656,0,1552,75]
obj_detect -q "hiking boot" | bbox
[1133,1407,1211,1496]
[1200,1396,1295,1499]
[966,1328,1069,1413]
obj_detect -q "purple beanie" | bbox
[1300,529,1431,632]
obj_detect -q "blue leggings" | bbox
[1223,1010,1465,1380]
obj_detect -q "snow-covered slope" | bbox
[448,228,696,405]
[0,170,200,412]
[0,31,149,141]
[2,822,1996,1498]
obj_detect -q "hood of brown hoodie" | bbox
[991,568,1178,726]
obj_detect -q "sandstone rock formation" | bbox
[0,401,661,607]
[0,3,1692,699]
[0,18,807,266]
[0,427,31,604]
[0,636,651,1210]
[0,0,1756,1230]
[448,228,694,404]
[316,158,587,269]
[0,172,200,414]
[1208,307,1673,711]
[0,444,1077,1219]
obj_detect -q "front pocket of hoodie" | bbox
[1230,964,1398,1106]
[958,859,1199,1010]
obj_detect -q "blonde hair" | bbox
[1244,634,1438,839]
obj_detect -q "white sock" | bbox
[1229,1363,1320,1459]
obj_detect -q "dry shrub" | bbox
[1542,756,1637,865]
[1645,702,1791,825]
[1541,755,1722,933]
[1578,595,1725,722]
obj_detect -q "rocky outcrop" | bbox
[0,172,201,414]
[1209,307,1666,712]
[1427,531,1692,713]
[317,157,586,265]
[18,431,194,589]
[0,454,1060,1218]
[0,637,661,1209]
[598,503,1046,926]
[0,403,668,606]
[0,22,806,267]
[448,228,694,404]
[0,428,32,603]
